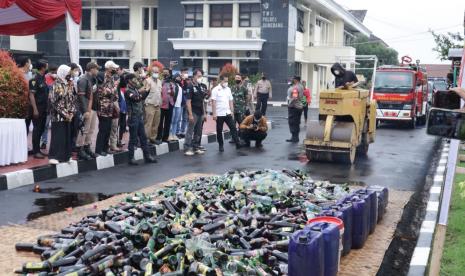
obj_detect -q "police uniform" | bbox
[29,73,49,155]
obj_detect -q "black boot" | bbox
[78,147,92,161]
[84,145,97,158]
[244,140,251,147]
[144,154,157,164]
[256,140,263,148]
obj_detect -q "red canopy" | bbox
[0,0,81,35]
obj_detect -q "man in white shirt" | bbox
[211,76,241,152]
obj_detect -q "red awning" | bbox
[0,0,81,35]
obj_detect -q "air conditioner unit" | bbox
[104,32,114,40]
[246,51,259,58]
[183,30,195,38]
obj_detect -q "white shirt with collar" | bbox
[211,84,233,117]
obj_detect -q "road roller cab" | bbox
[304,88,376,164]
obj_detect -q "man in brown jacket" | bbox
[239,110,268,148]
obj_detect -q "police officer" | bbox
[29,59,49,159]
[286,76,304,143]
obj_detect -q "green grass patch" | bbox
[440,173,465,275]
[457,161,465,168]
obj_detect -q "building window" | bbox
[239,4,261,27]
[81,9,91,31]
[143,8,150,30]
[208,59,232,76]
[185,5,203,27]
[96,59,130,70]
[183,59,203,73]
[315,18,329,46]
[295,62,302,77]
[240,61,259,76]
[152,8,158,30]
[79,58,91,71]
[97,9,129,30]
[210,4,232,27]
[297,9,305,33]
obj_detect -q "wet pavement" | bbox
[0,107,438,226]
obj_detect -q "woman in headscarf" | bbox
[48,65,77,164]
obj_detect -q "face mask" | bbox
[27,71,33,79]
[334,70,340,75]
[153,73,159,79]
[262,77,266,80]
[183,73,189,79]
[235,80,241,85]
[29,64,33,71]
[74,71,80,77]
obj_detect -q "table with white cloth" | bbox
[0,118,28,166]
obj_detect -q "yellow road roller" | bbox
[304,88,376,164]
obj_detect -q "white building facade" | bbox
[3,0,370,101]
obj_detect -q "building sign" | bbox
[261,2,284,29]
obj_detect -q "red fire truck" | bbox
[373,57,429,128]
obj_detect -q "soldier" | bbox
[231,73,248,128]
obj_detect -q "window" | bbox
[295,62,302,77]
[297,9,305,33]
[96,59,129,70]
[143,8,149,30]
[208,59,232,76]
[344,32,353,46]
[143,59,149,66]
[143,8,157,30]
[152,8,157,30]
[239,4,261,27]
[185,5,203,27]
[79,58,91,71]
[81,9,91,31]
[97,9,129,30]
[315,18,329,46]
[183,59,203,73]
[240,61,259,75]
[210,4,232,27]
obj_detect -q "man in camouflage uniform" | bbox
[231,73,248,128]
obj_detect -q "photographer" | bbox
[239,110,268,148]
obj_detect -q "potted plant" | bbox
[0,50,29,118]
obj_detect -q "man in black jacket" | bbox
[331,63,359,89]
[125,73,157,165]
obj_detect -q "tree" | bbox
[353,35,399,83]
[219,63,238,85]
[0,50,29,118]
[430,30,463,61]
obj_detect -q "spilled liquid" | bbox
[27,187,114,221]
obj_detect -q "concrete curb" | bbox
[0,122,273,191]
[407,140,450,276]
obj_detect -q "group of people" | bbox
[22,57,271,166]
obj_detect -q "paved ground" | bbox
[0,107,438,226]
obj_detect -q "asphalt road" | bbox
[0,107,438,226]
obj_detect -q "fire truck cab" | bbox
[373,62,429,128]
